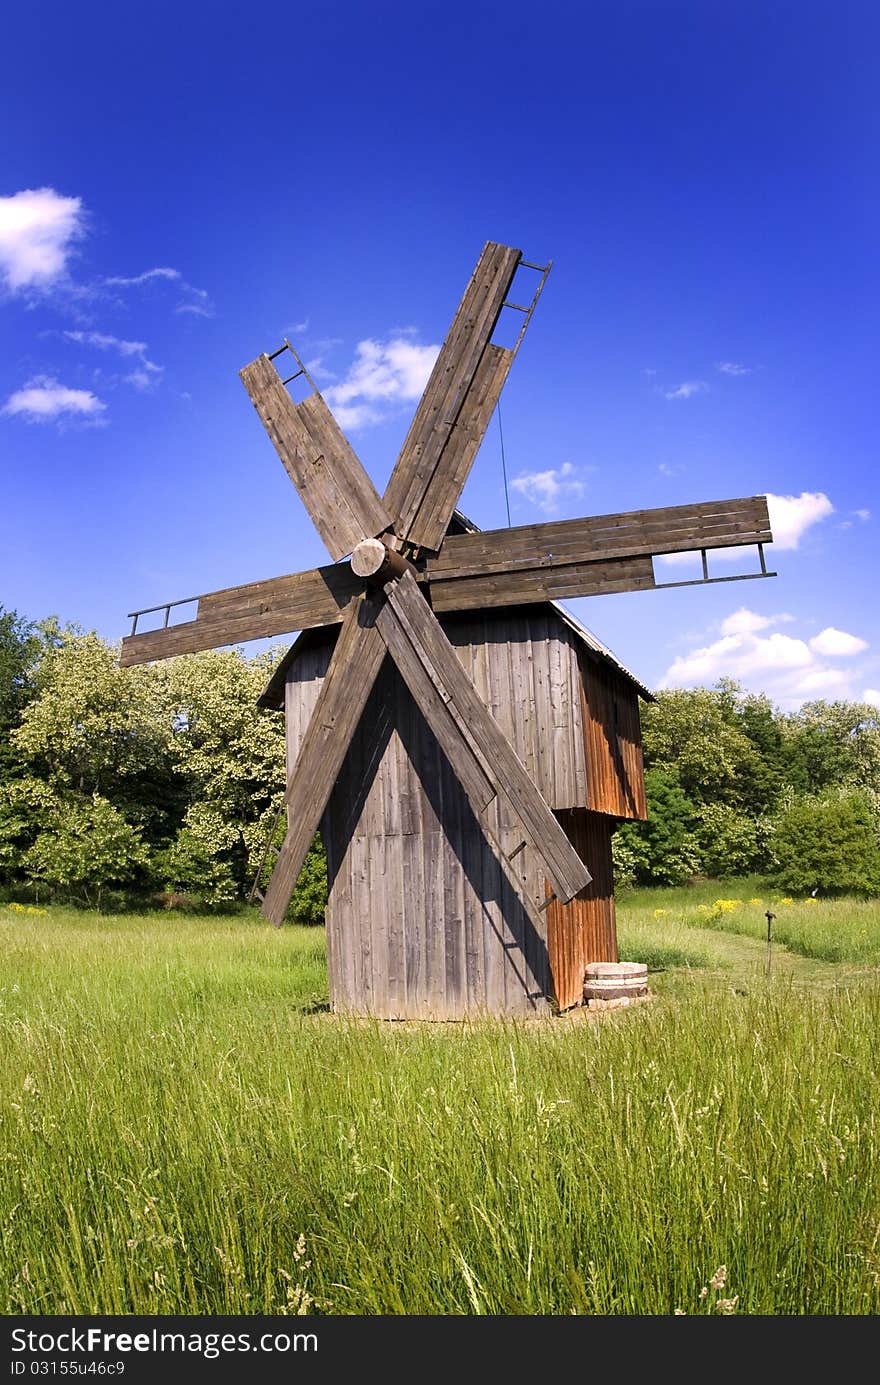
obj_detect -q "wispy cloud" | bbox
[510,461,588,514]
[664,380,708,400]
[716,361,751,376]
[103,265,214,318]
[854,508,871,521]
[323,335,439,430]
[658,462,683,478]
[2,376,106,424]
[659,607,871,709]
[61,329,163,390]
[0,187,86,292]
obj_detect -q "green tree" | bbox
[782,701,880,795]
[150,828,237,907]
[24,794,150,907]
[12,630,178,839]
[157,649,287,892]
[0,608,41,776]
[693,801,768,878]
[288,834,328,925]
[641,685,759,808]
[613,767,700,886]
[772,791,880,896]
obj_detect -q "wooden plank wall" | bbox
[282,609,644,1017]
[545,810,618,1012]
[578,652,648,821]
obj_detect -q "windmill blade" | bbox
[383,570,591,903]
[240,353,392,561]
[120,561,362,666]
[373,599,496,815]
[425,494,774,612]
[384,241,523,552]
[260,593,387,925]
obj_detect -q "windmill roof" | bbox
[257,509,654,709]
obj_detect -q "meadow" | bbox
[1,888,879,1316]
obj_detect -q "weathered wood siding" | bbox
[578,652,647,821]
[545,811,618,1011]
[283,608,643,1017]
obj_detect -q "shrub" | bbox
[289,834,328,925]
[150,828,237,908]
[772,791,880,896]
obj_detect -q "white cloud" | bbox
[854,508,871,521]
[658,491,834,570]
[809,627,868,657]
[510,461,588,514]
[2,376,106,423]
[0,187,85,291]
[659,606,871,709]
[658,462,683,478]
[62,329,163,390]
[664,380,708,400]
[103,266,181,288]
[720,608,772,636]
[766,491,834,549]
[103,265,214,317]
[63,329,146,357]
[717,361,751,376]
[864,689,880,709]
[323,336,439,429]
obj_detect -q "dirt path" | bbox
[650,922,877,996]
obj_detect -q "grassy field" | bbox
[2,889,879,1316]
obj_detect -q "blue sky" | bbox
[2,1,877,710]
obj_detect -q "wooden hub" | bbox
[351,538,413,585]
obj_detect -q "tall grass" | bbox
[2,905,879,1314]
[648,891,880,966]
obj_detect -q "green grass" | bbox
[1,898,879,1315]
[622,877,880,967]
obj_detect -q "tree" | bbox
[24,794,150,907]
[12,630,177,837]
[156,649,288,892]
[772,791,880,896]
[288,834,328,925]
[150,828,237,907]
[693,802,768,878]
[641,685,760,808]
[613,767,700,886]
[0,608,41,776]
[782,701,880,795]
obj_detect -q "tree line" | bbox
[1,606,878,911]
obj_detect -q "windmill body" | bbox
[121,241,775,1018]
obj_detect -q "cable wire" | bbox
[498,401,512,527]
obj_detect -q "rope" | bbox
[498,401,512,527]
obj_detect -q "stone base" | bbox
[583,960,649,1005]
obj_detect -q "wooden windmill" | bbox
[121,241,775,1017]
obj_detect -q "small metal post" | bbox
[765,910,776,977]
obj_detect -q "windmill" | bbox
[121,242,774,1017]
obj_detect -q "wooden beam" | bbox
[384,571,591,903]
[119,562,361,666]
[240,355,392,561]
[429,556,657,612]
[427,495,773,579]
[260,593,387,925]
[384,242,521,550]
[374,598,496,814]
